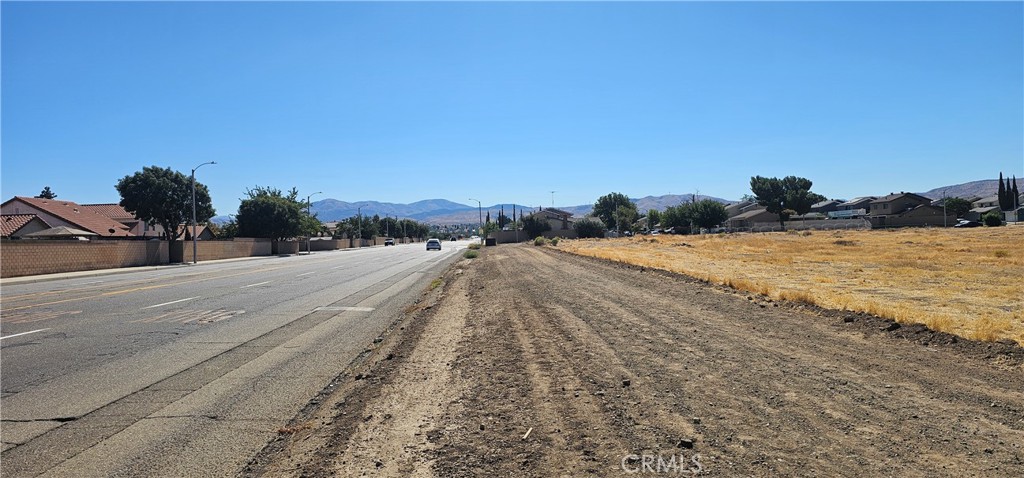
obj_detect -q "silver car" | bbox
[426,238,441,251]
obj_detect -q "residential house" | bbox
[810,200,841,214]
[175,224,216,241]
[81,203,164,237]
[972,195,999,209]
[0,197,135,237]
[533,207,575,234]
[836,197,875,211]
[725,208,780,229]
[868,193,932,216]
[724,200,758,218]
[1,214,51,238]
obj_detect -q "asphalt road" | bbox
[0,240,469,477]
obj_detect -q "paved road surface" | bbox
[1,240,468,477]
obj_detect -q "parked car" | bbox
[384,238,395,246]
[954,220,982,228]
[426,238,442,251]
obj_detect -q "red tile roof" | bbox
[1,214,49,237]
[80,203,134,220]
[2,197,135,237]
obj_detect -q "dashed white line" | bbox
[296,271,317,277]
[141,297,200,310]
[241,281,272,288]
[0,328,51,340]
[314,306,375,312]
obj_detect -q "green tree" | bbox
[749,175,825,229]
[36,186,57,199]
[982,210,1003,227]
[690,199,730,230]
[940,197,973,218]
[593,192,637,231]
[646,209,661,230]
[236,186,302,241]
[1012,176,1020,210]
[613,205,638,233]
[521,213,552,238]
[661,203,693,233]
[998,172,1008,210]
[573,217,606,238]
[117,166,214,244]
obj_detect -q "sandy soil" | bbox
[243,244,1023,477]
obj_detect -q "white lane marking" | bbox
[0,328,51,340]
[74,280,106,286]
[331,265,346,269]
[141,297,200,310]
[241,281,272,288]
[296,271,317,277]
[314,306,375,312]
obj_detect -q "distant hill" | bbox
[210,194,738,225]
[210,180,1023,226]
[918,179,1005,200]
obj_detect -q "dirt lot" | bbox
[244,244,1023,477]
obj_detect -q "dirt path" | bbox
[245,244,1023,477]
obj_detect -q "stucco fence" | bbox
[1,239,168,278]
[2,236,430,279]
[172,238,273,262]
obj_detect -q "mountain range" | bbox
[210,178,1010,225]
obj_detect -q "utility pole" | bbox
[469,198,482,243]
[357,206,362,247]
[306,192,321,253]
[191,161,216,264]
[550,191,556,208]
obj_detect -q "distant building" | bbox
[810,200,841,214]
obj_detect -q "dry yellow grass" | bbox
[561,227,1024,345]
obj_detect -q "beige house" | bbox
[726,208,780,228]
[868,193,932,216]
[533,208,575,234]
[0,197,135,237]
[1,214,51,238]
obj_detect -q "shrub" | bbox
[982,211,1003,227]
[463,250,479,259]
[467,242,481,250]
[533,237,548,246]
[550,237,560,246]
[573,217,606,238]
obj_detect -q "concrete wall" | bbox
[1,239,168,278]
[172,238,272,262]
[309,239,351,251]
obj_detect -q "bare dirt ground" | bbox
[243,244,1023,477]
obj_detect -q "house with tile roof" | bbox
[80,203,165,237]
[0,197,135,237]
[1,214,51,238]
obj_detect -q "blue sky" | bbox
[3,1,1022,215]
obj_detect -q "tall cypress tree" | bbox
[1013,176,1020,210]
[998,172,1007,210]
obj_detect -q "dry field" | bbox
[561,226,1024,345]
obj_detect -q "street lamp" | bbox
[468,198,482,243]
[357,206,362,247]
[191,161,216,264]
[306,191,322,254]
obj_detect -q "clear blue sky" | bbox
[3,1,1022,215]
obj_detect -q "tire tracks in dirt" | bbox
[246,244,1023,477]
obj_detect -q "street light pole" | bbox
[469,198,482,243]
[306,191,322,254]
[357,206,362,247]
[191,161,216,264]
